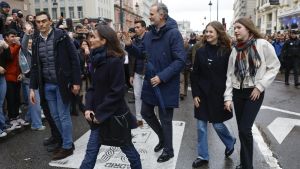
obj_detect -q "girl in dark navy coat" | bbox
[190,21,236,168]
[80,24,141,169]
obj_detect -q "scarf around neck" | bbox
[234,36,261,82]
[91,46,107,68]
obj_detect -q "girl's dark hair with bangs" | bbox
[95,24,125,57]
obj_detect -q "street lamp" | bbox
[135,2,140,16]
[208,0,212,22]
[217,0,219,21]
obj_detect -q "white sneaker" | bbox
[4,124,16,131]
[41,110,46,119]
[31,126,46,131]
[10,120,22,129]
[0,131,7,138]
[17,118,30,126]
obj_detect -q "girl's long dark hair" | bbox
[234,17,263,39]
[201,21,231,56]
[95,24,125,57]
[204,21,231,49]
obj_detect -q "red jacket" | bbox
[5,44,21,82]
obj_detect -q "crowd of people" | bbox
[0,1,291,169]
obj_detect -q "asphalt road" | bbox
[0,74,299,169]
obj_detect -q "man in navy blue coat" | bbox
[125,3,186,163]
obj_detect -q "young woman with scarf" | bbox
[80,24,141,169]
[190,21,236,168]
[224,18,280,169]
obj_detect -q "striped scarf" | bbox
[234,37,261,82]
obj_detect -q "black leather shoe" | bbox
[154,141,164,152]
[43,137,57,146]
[157,151,174,163]
[47,143,61,152]
[192,158,208,168]
[285,82,289,85]
[225,138,236,157]
[236,164,243,169]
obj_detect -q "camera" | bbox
[17,13,23,18]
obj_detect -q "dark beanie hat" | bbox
[0,1,10,8]
[12,8,21,14]
[291,30,297,34]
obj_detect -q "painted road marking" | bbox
[253,125,282,169]
[49,121,185,169]
[267,117,300,144]
[261,106,300,117]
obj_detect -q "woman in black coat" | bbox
[190,21,236,168]
[80,24,141,169]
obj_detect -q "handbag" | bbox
[98,111,132,147]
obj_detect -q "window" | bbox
[52,8,57,20]
[60,7,65,18]
[35,0,40,3]
[43,8,49,13]
[69,7,74,19]
[77,6,83,19]
[35,8,41,15]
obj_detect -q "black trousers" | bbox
[141,101,174,155]
[233,88,264,169]
[285,57,299,85]
[6,81,21,119]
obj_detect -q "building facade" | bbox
[30,0,114,22]
[256,0,280,34]
[177,20,193,38]
[233,0,256,22]
[6,0,31,17]
[132,0,158,26]
[256,0,300,34]
[277,0,300,31]
[114,0,142,32]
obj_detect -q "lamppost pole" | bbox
[120,0,123,32]
[217,0,219,21]
[208,0,212,22]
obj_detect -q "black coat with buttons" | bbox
[85,47,137,129]
[190,43,232,123]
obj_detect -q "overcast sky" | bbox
[162,0,235,31]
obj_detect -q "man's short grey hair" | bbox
[152,3,169,20]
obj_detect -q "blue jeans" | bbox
[133,73,144,120]
[21,82,29,105]
[24,84,43,128]
[197,120,235,160]
[0,76,6,130]
[44,83,73,149]
[80,128,142,169]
